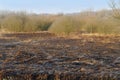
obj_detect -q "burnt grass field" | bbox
[0,32,120,80]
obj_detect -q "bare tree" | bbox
[109,0,120,19]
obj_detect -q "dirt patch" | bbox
[0,33,120,80]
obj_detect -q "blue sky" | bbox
[0,0,110,14]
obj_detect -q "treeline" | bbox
[0,10,120,34]
[0,11,62,32]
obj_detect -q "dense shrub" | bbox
[2,15,24,32]
[49,14,120,35]
[84,16,120,34]
[0,10,120,35]
[0,12,57,32]
[49,16,82,35]
[23,17,38,32]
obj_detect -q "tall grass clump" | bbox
[22,17,38,32]
[2,15,25,32]
[49,14,120,35]
[49,16,83,35]
[82,15,120,34]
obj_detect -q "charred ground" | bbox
[0,32,120,80]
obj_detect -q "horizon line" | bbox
[0,8,111,14]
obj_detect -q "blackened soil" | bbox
[0,33,120,80]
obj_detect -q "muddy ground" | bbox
[0,33,120,80]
